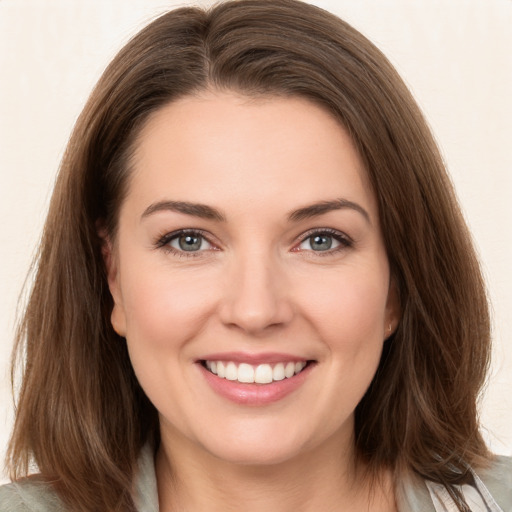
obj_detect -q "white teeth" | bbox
[273,363,285,381]
[204,360,308,384]
[225,362,238,381]
[238,363,255,383]
[254,364,273,384]
[284,362,295,378]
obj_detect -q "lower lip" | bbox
[199,363,314,406]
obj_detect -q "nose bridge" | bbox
[219,245,293,334]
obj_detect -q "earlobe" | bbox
[111,305,127,338]
[98,228,127,337]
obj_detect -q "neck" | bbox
[155,427,396,512]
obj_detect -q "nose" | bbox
[218,250,294,335]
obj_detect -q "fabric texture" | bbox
[1,446,510,511]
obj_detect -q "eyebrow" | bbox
[141,198,370,224]
[141,200,226,222]
[288,199,371,224]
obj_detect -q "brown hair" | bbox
[7,1,491,510]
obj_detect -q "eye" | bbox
[169,232,212,252]
[296,229,352,253]
[155,229,215,255]
[301,233,338,251]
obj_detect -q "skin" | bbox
[105,92,399,511]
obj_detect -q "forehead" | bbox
[126,91,377,221]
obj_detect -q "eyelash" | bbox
[294,228,353,256]
[155,229,216,258]
[154,228,353,258]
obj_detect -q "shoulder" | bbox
[475,455,512,510]
[398,455,512,512]
[0,478,66,512]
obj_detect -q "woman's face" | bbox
[107,92,398,466]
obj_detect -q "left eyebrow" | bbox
[287,199,371,224]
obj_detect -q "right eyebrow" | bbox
[141,200,226,222]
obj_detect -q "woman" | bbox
[1,0,510,511]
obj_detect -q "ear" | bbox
[98,227,127,337]
[384,278,400,340]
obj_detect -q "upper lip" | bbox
[198,352,312,365]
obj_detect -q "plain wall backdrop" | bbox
[1,0,511,480]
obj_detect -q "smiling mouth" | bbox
[201,360,312,384]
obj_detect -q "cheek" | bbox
[297,265,390,342]
[119,265,218,351]
[118,267,218,413]
[298,266,390,410]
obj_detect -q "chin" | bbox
[196,427,314,467]
[208,444,303,467]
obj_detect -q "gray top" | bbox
[1,445,511,511]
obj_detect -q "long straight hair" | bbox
[8,1,491,510]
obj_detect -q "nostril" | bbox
[218,294,294,334]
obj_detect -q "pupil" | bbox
[179,234,201,251]
[311,235,332,251]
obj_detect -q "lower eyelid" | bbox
[155,229,352,256]
[156,229,214,251]
[295,230,352,250]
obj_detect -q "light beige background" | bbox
[1,0,511,480]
